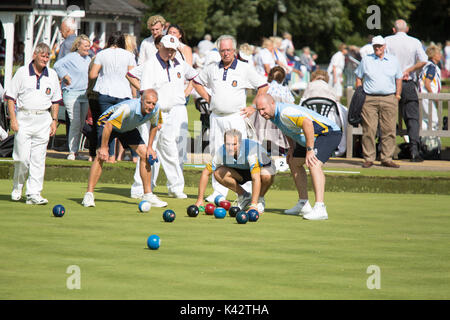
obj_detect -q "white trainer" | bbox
[205,191,222,203]
[67,153,76,160]
[303,204,328,220]
[233,192,252,211]
[130,193,143,199]
[82,192,95,207]
[257,196,265,213]
[168,191,188,199]
[11,188,23,201]
[142,193,168,207]
[26,194,49,205]
[284,200,313,216]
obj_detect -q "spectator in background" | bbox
[255,38,276,77]
[54,34,91,161]
[301,69,337,103]
[419,44,442,131]
[89,31,136,163]
[89,38,102,58]
[167,24,193,66]
[327,43,348,102]
[299,46,316,72]
[445,40,450,74]
[355,35,403,169]
[57,17,78,61]
[197,34,215,58]
[359,35,374,58]
[57,16,78,148]
[138,15,166,65]
[385,19,428,162]
[281,32,294,53]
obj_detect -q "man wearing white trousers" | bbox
[132,34,207,199]
[193,34,268,202]
[5,43,62,204]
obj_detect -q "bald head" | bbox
[394,19,409,33]
[141,89,158,115]
[255,94,276,120]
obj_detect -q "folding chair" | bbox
[301,97,340,120]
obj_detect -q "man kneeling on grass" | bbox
[81,89,167,208]
[195,129,275,213]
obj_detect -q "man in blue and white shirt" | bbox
[255,94,341,220]
[81,89,167,208]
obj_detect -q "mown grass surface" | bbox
[1,181,449,300]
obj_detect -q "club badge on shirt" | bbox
[232,80,237,87]
[45,87,52,95]
[177,72,181,79]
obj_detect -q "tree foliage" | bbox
[139,0,446,62]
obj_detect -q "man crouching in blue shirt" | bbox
[81,89,167,208]
[255,94,342,220]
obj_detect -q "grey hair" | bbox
[62,16,77,31]
[217,35,237,51]
[34,42,51,55]
[224,129,242,144]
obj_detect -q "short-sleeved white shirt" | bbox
[138,36,157,65]
[140,52,198,111]
[385,32,428,81]
[256,48,275,75]
[195,58,268,115]
[6,62,62,110]
[92,47,136,99]
[327,51,345,76]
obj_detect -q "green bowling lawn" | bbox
[1,180,449,300]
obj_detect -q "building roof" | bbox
[87,0,148,18]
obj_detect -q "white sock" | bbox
[314,202,325,208]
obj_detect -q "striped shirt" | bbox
[270,102,340,147]
[97,98,161,133]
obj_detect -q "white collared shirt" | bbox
[6,62,62,110]
[385,32,428,81]
[140,52,198,111]
[138,36,158,65]
[195,58,268,115]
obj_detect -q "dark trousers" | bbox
[400,80,420,154]
[98,94,129,157]
[87,95,102,158]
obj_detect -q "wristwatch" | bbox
[306,146,314,151]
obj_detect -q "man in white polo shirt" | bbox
[194,34,269,202]
[5,43,62,204]
[137,34,207,199]
[138,15,166,65]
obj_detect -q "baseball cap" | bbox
[160,35,179,50]
[372,35,385,46]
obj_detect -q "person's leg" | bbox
[11,113,32,199]
[86,156,104,193]
[214,167,245,195]
[379,95,398,163]
[131,144,152,195]
[26,113,51,198]
[360,96,379,164]
[288,157,308,200]
[63,91,77,156]
[131,122,150,198]
[308,161,325,203]
[401,82,422,160]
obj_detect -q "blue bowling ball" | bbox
[52,204,65,217]
[236,211,249,224]
[214,207,226,219]
[163,209,176,222]
[147,234,160,250]
[247,209,260,222]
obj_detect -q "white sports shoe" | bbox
[257,196,265,213]
[26,194,49,205]
[82,192,95,207]
[142,193,168,207]
[284,200,313,216]
[233,192,252,210]
[67,153,76,161]
[168,191,188,199]
[303,204,328,220]
[130,193,143,199]
[11,188,23,201]
[205,191,222,203]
